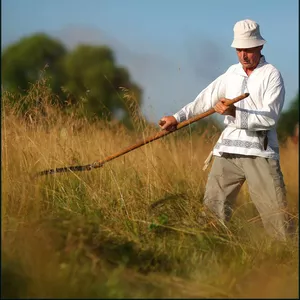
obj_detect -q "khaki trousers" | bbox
[203,154,288,241]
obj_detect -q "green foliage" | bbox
[2,34,67,100]
[148,213,169,231]
[63,44,142,122]
[277,94,299,143]
[2,34,143,126]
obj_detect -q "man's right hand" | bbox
[158,116,178,131]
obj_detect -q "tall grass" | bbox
[2,78,299,298]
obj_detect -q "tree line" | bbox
[2,33,142,128]
[2,33,298,141]
[277,94,299,143]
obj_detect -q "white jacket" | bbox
[173,56,285,160]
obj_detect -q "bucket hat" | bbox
[231,19,266,49]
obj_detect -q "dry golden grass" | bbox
[1,81,299,298]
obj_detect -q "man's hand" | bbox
[158,116,178,131]
[214,98,236,117]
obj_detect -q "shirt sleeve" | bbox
[235,70,285,131]
[173,73,227,123]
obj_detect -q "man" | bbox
[159,19,288,241]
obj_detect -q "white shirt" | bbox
[173,56,285,160]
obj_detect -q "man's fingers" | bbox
[158,119,166,126]
[159,119,167,129]
[159,121,176,131]
[214,102,229,114]
[164,124,177,131]
[158,116,178,130]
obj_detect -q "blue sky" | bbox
[2,0,299,122]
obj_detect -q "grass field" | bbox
[2,83,299,298]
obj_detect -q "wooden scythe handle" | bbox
[92,93,249,168]
[36,93,249,176]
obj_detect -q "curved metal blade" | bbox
[36,163,97,177]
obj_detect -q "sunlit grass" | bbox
[2,79,298,298]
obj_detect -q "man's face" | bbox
[236,46,263,70]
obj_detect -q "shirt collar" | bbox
[257,55,266,67]
[236,55,267,76]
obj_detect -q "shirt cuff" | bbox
[173,110,186,123]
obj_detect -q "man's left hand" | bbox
[214,98,236,117]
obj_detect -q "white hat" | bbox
[231,19,266,49]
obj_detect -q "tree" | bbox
[2,33,67,101]
[2,34,143,127]
[277,94,299,143]
[63,44,142,124]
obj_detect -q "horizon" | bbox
[2,0,299,122]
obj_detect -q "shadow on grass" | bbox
[2,255,29,299]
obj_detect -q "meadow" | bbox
[2,80,299,298]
